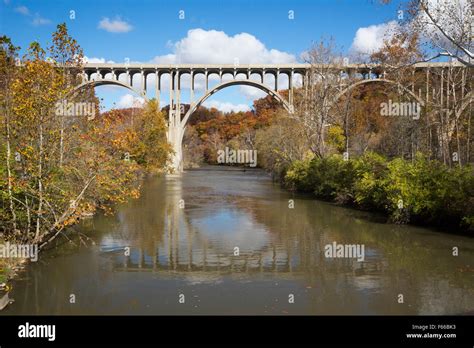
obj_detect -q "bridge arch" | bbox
[72,79,148,100]
[180,79,291,130]
[332,78,425,108]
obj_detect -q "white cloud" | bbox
[116,94,144,108]
[151,28,296,64]
[203,100,251,113]
[14,6,29,15]
[149,28,296,101]
[351,21,398,55]
[86,29,296,106]
[15,6,51,26]
[98,17,133,33]
[84,56,116,64]
[239,86,266,100]
[153,53,175,64]
[32,15,51,26]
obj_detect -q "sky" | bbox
[0,0,404,111]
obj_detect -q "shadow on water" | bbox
[3,166,474,315]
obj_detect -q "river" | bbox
[3,166,474,315]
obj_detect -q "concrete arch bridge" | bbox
[75,62,472,172]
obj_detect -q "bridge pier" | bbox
[167,108,184,173]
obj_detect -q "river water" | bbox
[3,166,474,315]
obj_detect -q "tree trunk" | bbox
[4,97,17,231]
[35,116,44,242]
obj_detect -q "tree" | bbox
[0,36,20,234]
[1,28,171,249]
[48,23,84,167]
[135,99,173,172]
[384,0,473,67]
[298,38,347,157]
[255,110,310,177]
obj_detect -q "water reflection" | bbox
[3,167,474,315]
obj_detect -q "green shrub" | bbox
[310,155,356,202]
[285,151,474,232]
[284,157,316,192]
[353,152,388,210]
[285,154,357,202]
[383,154,474,227]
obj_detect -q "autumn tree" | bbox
[0,36,20,235]
[134,99,173,172]
[298,38,349,157]
[1,26,172,250]
[383,0,473,66]
[48,23,84,167]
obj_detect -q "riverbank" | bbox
[0,239,23,291]
[0,258,27,286]
[0,259,12,288]
[0,168,166,311]
[0,253,27,311]
[283,152,474,235]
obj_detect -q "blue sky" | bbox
[0,0,403,111]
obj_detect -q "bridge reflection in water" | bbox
[99,168,388,289]
[104,171,306,277]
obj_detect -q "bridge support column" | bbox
[155,70,160,108]
[289,70,294,106]
[275,70,279,91]
[167,70,183,173]
[190,71,194,104]
[140,70,146,94]
[167,109,184,173]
